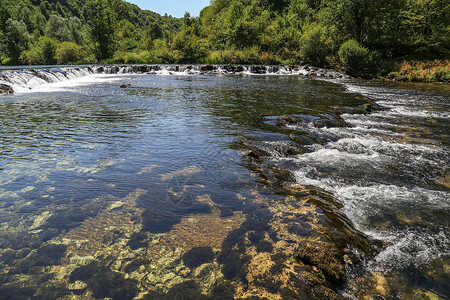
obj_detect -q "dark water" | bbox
[0,71,448,299]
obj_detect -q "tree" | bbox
[2,19,31,62]
[45,15,88,46]
[299,24,328,66]
[21,36,57,64]
[338,39,371,75]
[55,42,86,64]
[172,26,208,62]
[86,0,117,61]
[0,0,11,60]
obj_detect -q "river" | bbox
[0,66,448,299]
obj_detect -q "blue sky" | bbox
[126,1,211,18]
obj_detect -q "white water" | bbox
[2,65,447,280]
[0,65,347,94]
[284,81,450,274]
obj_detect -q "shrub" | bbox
[21,36,58,65]
[387,60,450,82]
[338,39,371,75]
[172,27,209,62]
[151,39,172,63]
[200,52,222,64]
[55,42,85,64]
[299,25,328,66]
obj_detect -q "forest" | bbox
[0,0,449,80]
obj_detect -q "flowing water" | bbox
[0,66,448,299]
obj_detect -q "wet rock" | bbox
[127,231,148,250]
[200,65,215,71]
[20,244,67,269]
[244,149,261,160]
[276,115,304,127]
[313,116,352,128]
[210,281,235,299]
[373,271,389,297]
[162,272,176,283]
[68,280,88,291]
[0,84,13,94]
[333,105,370,115]
[0,286,36,299]
[288,134,317,146]
[437,175,450,189]
[69,255,95,266]
[183,246,215,269]
[70,262,139,299]
[193,263,215,280]
[143,280,209,300]
[124,258,148,273]
[296,239,344,286]
[266,166,296,186]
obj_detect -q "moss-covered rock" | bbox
[296,238,344,286]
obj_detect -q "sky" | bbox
[126,0,211,18]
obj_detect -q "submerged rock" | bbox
[0,84,13,94]
[296,238,345,286]
[313,116,352,128]
[437,175,450,189]
[333,105,371,115]
[276,115,304,127]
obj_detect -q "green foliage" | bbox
[151,39,172,63]
[172,26,208,62]
[299,24,328,66]
[45,15,88,46]
[21,36,58,65]
[387,60,450,82]
[114,50,161,64]
[86,0,117,61]
[55,42,86,64]
[338,39,370,74]
[2,19,31,62]
[0,0,447,76]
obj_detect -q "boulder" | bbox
[296,239,345,286]
[200,65,215,71]
[276,115,303,127]
[314,116,352,128]
[333,105,370,115]
[0,84,13,94]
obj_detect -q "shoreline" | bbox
[1,60,449,83]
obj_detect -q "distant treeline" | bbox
[0,0,449,78]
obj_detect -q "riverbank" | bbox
[3,58,449,84]
[384,60,450,83]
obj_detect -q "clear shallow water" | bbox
[0,71,448,299]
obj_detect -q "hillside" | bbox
[0,0,182,63]
[0,0,449,80]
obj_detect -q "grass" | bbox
[387,60,450,83]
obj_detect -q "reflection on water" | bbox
[0,73,448,299]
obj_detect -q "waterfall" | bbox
[0,65,347,93]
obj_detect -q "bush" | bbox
[172,27,209,62]
[338,39,371,75]
[151,39,172,63]
[55,42,85,64]
[113,50,162,64]
[21,36,58,65]
[387,60,450,82]
[299,25,328,66]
